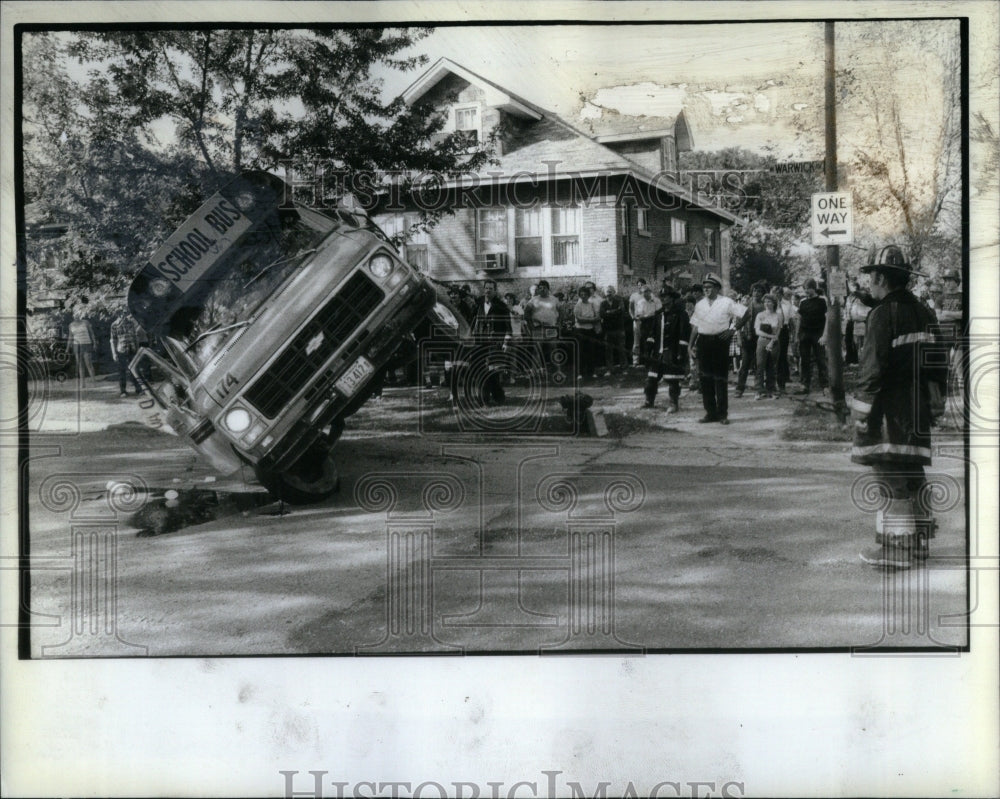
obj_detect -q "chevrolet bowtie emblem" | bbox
[305,332,324,356]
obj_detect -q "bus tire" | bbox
[255,443,340,505]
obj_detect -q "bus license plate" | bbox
[335,356,375,396]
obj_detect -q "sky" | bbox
[375,23,834,160]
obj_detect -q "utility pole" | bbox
[823,21,847,422]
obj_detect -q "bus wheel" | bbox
[255,443,340,505]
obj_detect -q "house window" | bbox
[636,208,649,234]
[620,206,631,271]
[377,213,406,242]
[455,106,479,148]
[404,213,429,271]
[671,217,688,243]
[705,228,717,261]
[407,245,428,271]
[477,208,508,270]
[551,207,581,266]
[515,207,543,268]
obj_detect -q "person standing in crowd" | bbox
[584,281,604,310]
[795,278,829,395]
[630,282,661,368]
[523,279,561,374]
[753,294,783,399]
[775,288,794,394]
[628,278,650,366]
[458,284,477,323]
[933,268,963,385]
[844,276,875,364]
[110,310,144,397]
[67,308,97,385]
[470,280,512,406]
[683,293,700,393]
[934,268,963,335]
[850,246,947,569]
[573,284,601,380]
[689,273,748,425]
[734,282,766,398]
[601,284,627,375]
[505,292,524,338]
[641,287,690,413]
[503,292,525,385]
[788,291,802,378]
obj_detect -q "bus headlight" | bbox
[368,253,394,279]
[224,406,253,433]
[150,278,172,297]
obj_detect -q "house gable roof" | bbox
[589,110,694,152]
[401,57,541,120]
[398,59,740,225]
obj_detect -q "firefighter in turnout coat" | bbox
[641,288,691,413]
[850,246,948,569]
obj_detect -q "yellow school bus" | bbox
[128,171,465,502]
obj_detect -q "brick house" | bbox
[373,58,741,297]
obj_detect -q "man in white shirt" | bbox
[630,282,661,367]
[523,279,561,375]
[689,272,749,424]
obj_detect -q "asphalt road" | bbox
[23,377,969,656]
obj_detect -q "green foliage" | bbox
[681,147,822,291]
[23,28,493,302]
[836,21,961,269]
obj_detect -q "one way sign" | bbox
[811,191,854,246]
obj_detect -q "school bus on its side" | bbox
[128,171,465,503]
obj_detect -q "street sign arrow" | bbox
[820,228,847,237]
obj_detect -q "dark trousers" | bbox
[845,320,859,364]
[115,351,141,393]
[478,343,506,403]
[736,335,756,391]
[644,365,681,407]
[776,327,790,390]
[697,335,730,419]
[799,334,829,390]
[604,328,627,369]
[575,328,598,378]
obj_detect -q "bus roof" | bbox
[127,171,290,334]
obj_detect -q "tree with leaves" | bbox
[22,28,493,299]
[680,146,823,291]
[837,20,962,272]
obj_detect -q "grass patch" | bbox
[780,401,851,442]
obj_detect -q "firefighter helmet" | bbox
[860,245,912,274]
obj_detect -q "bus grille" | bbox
[244,271,385,418]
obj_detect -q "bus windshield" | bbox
[164,204,338,368]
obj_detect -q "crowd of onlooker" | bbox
[433,275,863,411]
[33,264,962,420]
